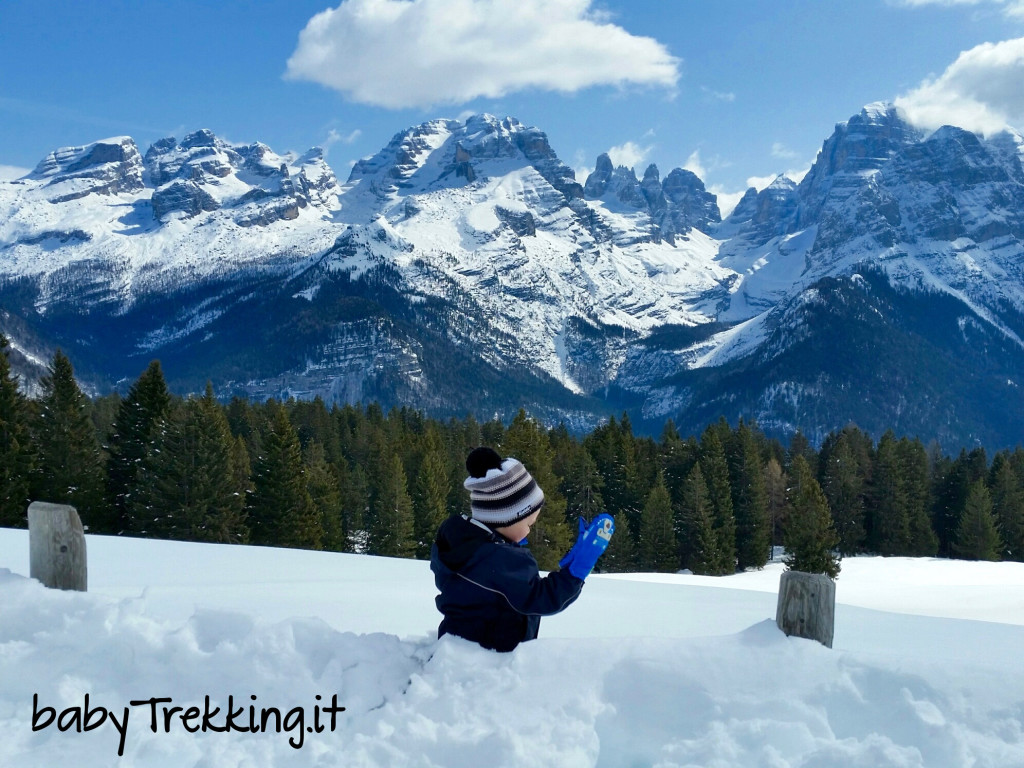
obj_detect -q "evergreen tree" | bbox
[989,454,1024,561]
[783,456,841,578]
[639,472,678,572]
[933,448,987,557]
[699,426,736,574]
[600,504,636,573]
[560,442,606,522]
[247,403,322,549]
[306,441,344,551]
[413,425,450,558]
[953,481,1002,561]
[132,386,248,543]
[763,457,787,557]
[585,416,644,552]
[788,430,818,477]
[503,409,571,570]
[30,350,105,529]
[899,437,938,556]
[729,421,770,570]
[0,334,33,527]
[677,463,721,575]
[868,431,910,555]
[819,431,866,555]
[105,360,172,534]
[369,452,415,557]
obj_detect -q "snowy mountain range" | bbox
[2,104,1023,447]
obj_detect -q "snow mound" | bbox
[1,531,1023,767]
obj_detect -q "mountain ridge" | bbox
[2,103,1024,448]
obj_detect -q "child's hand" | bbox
[559,514,615,580]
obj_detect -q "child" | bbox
[430,447,614,652]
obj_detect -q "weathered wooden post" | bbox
[776,570,835,648]
[28,501,87,591]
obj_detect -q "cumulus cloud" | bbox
[607,141,653,171]
[285,0,680,109]
[0,165,30,180]
[894,37,1024,134]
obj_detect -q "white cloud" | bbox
[573,148,593,184]
[0,164,30,180]
[711,166,811,219]
[701,86,736,103]
[326,128,363,147]
[893,0,1024,18]
[285,0,680,109]
[709,186,746,219]
[683,150,706,180]
[771,142,799,160]
[607,141,653,171]
[894,37,1024,134]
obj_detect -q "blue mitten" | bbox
[559,514,615,580]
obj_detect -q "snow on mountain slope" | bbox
[0,133,342,311]
[3,105,1024,444]
[1,529,1023,767]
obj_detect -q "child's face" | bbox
[496,508,541,543]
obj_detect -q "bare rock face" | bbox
[583,155,720,240]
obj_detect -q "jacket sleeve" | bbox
[461,545,584,617]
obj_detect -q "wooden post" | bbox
[776,569,835,648]
[28,501,88,591]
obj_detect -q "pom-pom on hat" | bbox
[463,448,545,527]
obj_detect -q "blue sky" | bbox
[2,0,1023,212]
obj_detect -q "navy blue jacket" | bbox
[430,515,584,652]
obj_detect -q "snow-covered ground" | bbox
[1,528,1022,767]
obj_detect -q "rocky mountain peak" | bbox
[30,136,145,202]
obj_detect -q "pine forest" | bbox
[2,336,1022,574]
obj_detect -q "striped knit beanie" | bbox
[463,450,545,527]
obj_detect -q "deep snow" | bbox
[1,529,1022,767]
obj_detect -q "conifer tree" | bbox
[503,409,571,570]
[868,431,910,555]
[369,452,415,557]
[639,472,678,572]
[600,504,636,573]
[819,431,866,555]
[783,455,840,578]
[899,437,938,556]
[699,426,736,574]
[0,334,33,527]
[659,419,695,507]
[989,454,1024,561]
[560,443,606,522]
[677,463,721,575]
[247,403,322,549]
[106,360,172,534]
[585,416,644,550]
[763,457,787,557]
[414,425,450,558]
[729,421,770,570]
[933,448,987,557]
[132,385,248,543]
[30,350,105,529]
[953,481,1002,561]
[306,441,344,551]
